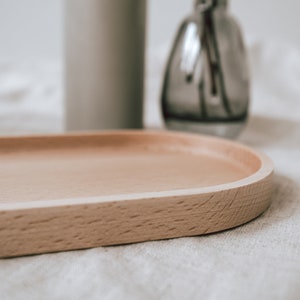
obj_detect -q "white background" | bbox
[0,0,299,60]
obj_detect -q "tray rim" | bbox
[0,130,274,211]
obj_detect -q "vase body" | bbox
[162,0,250,138]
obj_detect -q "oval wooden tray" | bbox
[0,131,273,257]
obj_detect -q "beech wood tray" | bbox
[0,131,273,257]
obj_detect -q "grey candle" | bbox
[64,0,146,130]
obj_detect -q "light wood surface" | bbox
[0,130,273,257]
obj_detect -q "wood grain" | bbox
[0,130,273,257]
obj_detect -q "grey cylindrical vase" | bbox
[65,0,146,130]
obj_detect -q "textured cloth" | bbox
[0,40,300,300]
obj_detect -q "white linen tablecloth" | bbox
[0,40,299,300]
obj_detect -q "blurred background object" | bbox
[0,0,299,133]
[65,0,145,131]
[145,0,300,128]
[161,0,250,138]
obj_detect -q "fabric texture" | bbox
[0,40,300,300]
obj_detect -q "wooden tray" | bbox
[0,131,273,257]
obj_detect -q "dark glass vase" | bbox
[162,0,250,138]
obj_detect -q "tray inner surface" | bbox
[0,140,258,204]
